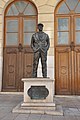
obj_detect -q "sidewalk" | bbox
[0,93,80,120]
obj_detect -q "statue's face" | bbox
[38,25,43,31]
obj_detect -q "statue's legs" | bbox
[41,51,47,77]
[32,51,39,77]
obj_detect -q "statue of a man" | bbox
[31,23,50,78]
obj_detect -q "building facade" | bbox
[0,0,80,95]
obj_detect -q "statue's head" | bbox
[37,23,44,31]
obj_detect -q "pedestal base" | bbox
[12,102,63,115]
[12,78,63,115]
[21,102,56,110]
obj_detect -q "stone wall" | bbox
[0,0,60,91]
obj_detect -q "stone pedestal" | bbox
[12,78,63,115]
[21,78,56,112]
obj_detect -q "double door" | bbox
[3,17,36,91]
[55,16,80,95]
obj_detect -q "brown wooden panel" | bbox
[55,47,71,95]
[3,47,33,92]
[23,48,33,78]
[17,51,24,91]
[3,48,18,91]
[75,48,80,94]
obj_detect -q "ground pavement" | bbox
[0,93,80,120]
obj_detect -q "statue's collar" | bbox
[35,32,45,40]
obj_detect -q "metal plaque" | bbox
[27,86,49,100]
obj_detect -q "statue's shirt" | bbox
[31,32,50,53]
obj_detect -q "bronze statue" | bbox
[31,23,50,78]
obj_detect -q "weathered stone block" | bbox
[38,14,54,22]
[0,0,6,8]
[38,5,54,13]
[0,32,2,39]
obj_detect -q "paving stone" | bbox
[28,113,42,120]
[76,116,80,120]
[1,113,18,120]
[67,108,80,116]
[0,112,9,120]
[76,106,80,109]
[40,114,53,120]
[52,116,65,120]
[15,114,30,120]
[0,103,18,107]
[0,106,12,113]
[69,108,79,112]
[64,109,80,116]
[64,116,78,120]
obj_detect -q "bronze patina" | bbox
[31,23,50,77]
[28,86,49,99]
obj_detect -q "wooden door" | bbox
[2,0,37,92]
[75,47,80,95]
[55,47,72,95]
[55,16,72,95]
[74,16,80,95]
[55,0,80,95]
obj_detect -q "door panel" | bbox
[3,48,18,91]
[3,47,33,91]
[17,50,24,91]
[74,17,80,94]
[75,48,80,94]
[23,48,33,78]
[56,47,71,95]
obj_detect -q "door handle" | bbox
[18,43,23,52]
[70,42,75,51]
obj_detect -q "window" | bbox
[4,0,37,46]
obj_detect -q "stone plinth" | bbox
[12,78,63,115]
[22,78,54,102]
[21,78,55,111]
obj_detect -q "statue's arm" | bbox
[31,35,35,50]
[31,35,37,52]
[46,35,50,50]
